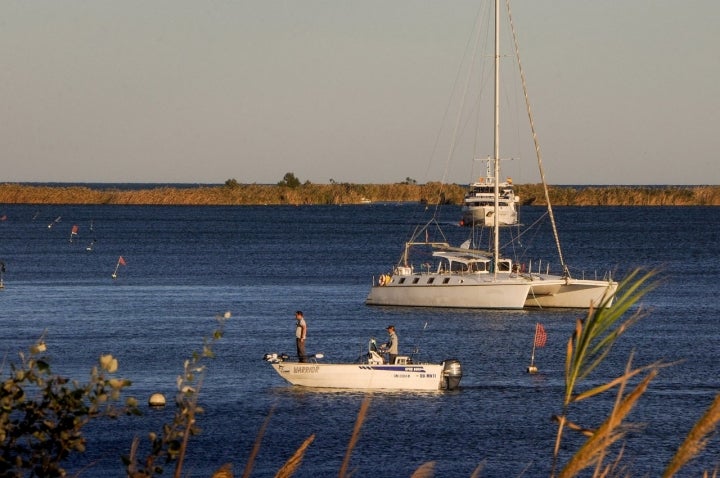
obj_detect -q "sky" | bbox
[2,0,718,185]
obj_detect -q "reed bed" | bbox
[1,183,718,206]
[514,184,720,206]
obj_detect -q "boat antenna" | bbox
[505,0,569,278]
[411,321,430,359]
[492,0,501,279]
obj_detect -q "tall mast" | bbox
[493,0,500,277]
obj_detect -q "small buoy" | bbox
[148,393,166,407]
[526,365,538,374]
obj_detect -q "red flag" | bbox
[534,323,547,348]
[118,256,126,266]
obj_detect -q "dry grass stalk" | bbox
[702,468,719,478]
[410,461,436,478]
[211,463,233,478]
[173,374,203,478]
[339,395,372,478]
[126,436,143,477]
[663,392,720,477]
[241,406,275,478]
[551,269,659,477]
[593,355,642,476]
[469,461,486,478]
[558,368,657,477]
[551,415,595,437]
[274,433,315,478]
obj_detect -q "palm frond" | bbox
[552,269,659,477]
[559,368,657,477]
[563,269,659,406]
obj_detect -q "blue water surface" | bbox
[0,204,718,477]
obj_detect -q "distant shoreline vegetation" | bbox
[0,179,719,206]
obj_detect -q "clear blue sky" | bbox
[2,0,718,185]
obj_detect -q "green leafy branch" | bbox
[0,334,138,477]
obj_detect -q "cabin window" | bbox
[412,277,420,284]
[398,278,406,284]
[427,278,435,284]
[497,261,511,272]
[443,278,451,284]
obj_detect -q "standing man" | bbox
[295,311,307,362]
[384,325,398,365]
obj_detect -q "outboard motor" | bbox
[441,359,462,390]
[263,353,288,363]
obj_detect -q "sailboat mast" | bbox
[492,0,500,277]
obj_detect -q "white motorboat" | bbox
[263,339,462,391]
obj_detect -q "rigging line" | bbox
[500,210,549,251]
[446,7,486,182]
[425,2,488,221]
[505,0,569,277]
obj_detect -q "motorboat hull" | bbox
[270,362,453,391]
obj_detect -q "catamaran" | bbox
[366,0,532,309]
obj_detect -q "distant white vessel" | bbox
[264,338,462,391]
[460,160,519,227]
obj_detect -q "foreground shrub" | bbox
[0,335,138,477]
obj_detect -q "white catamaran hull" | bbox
[525,277,618,308]
[366,274,531,309]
